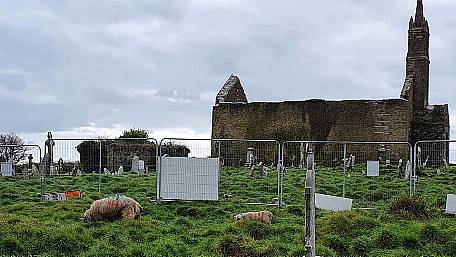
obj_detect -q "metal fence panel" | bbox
[282,141,411,209]
[0,144,43,200]
[158,138,280,205]
[44,138,158,199]
[414,140,456,206]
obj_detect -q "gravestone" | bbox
[31,165,39,176]
[131,155,140,173]
[398,159,404,177]
[245,148,255,167]
[367,161,379,177]
[404,160,411,180]
[50,165,58,176]
[118,166,124,174]
[138,160,145,174]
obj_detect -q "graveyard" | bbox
[1,164,456,257]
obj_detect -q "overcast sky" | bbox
[0,0,455,144]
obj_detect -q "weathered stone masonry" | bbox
[211,0,449,162]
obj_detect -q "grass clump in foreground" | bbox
[0,166,456,256]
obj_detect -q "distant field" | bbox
[1,166,456,256]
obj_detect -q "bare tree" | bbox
[0,133,27,163]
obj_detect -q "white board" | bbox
[367,161,379,177]
[138,160,145,173]
[1,162,13,177]
[159,157,219,201]
[445,194,456,214]
[315,193,352,212]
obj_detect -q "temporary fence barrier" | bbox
[43,137,158,200]
[157,138,281,205]
[282,141,412,209]
[413,140,456,205]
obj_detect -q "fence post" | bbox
[305,145,315,257]
[98,140,102,194]
[343,143,347,198]
[279,142,285,207]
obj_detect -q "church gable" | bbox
[215,75,248,105]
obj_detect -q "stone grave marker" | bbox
[131,155,140,173]
[138,160,145,174]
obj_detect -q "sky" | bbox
[0,0,455,145]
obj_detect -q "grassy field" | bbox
[1,166,456,257]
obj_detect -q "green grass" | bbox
[1,166,456,256]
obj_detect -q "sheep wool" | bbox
[84,195,142,222]
[234,211,273,224]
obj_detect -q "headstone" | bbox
[131,155,140,173]
[118,166,124,174]
[57,158,64,174]
[423,156,429,167]
[1,162,14,177]
[138,160,145,174]
[103,168,111,175]
[367,161,380,177]
[398,159,404,177]
[249,162,269,177]
[446,194,456,214]
[72,163,79,176]
[76,169,82,176]
[299,143,305,168]
[404,161,411,180]
[50,165,58,176]
[443,158,449,170]
[245,148,255,167]
[31,165,39,176]
[315,193,352,212]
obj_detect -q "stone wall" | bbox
[212,99,413,165]
[212,99,411,142]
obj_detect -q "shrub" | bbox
[350,235,374,256]
[216,235,250,257]
[388,195,428,220]
[419,224,446,244]
[374,230,399,249]
[322,235,349,255]
[286,205,304,216]
[235,220,271,240]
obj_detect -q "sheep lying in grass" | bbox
[83,195,142,222]
[234,211,273,224]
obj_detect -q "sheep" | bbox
[83,195,142,222]
[234,210,273,224]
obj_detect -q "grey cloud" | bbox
[0,0,455,139]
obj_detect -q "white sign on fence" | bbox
[367,161,380,177]
[315,193,352,212]
[445,194,456,214]
[1,162,13,177]
[159,157,219,201]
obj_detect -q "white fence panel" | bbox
[159,157,219,201]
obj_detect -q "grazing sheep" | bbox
[83,195,142,222]
[234,211,273,224]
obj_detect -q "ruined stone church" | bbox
[211,0,449,145]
